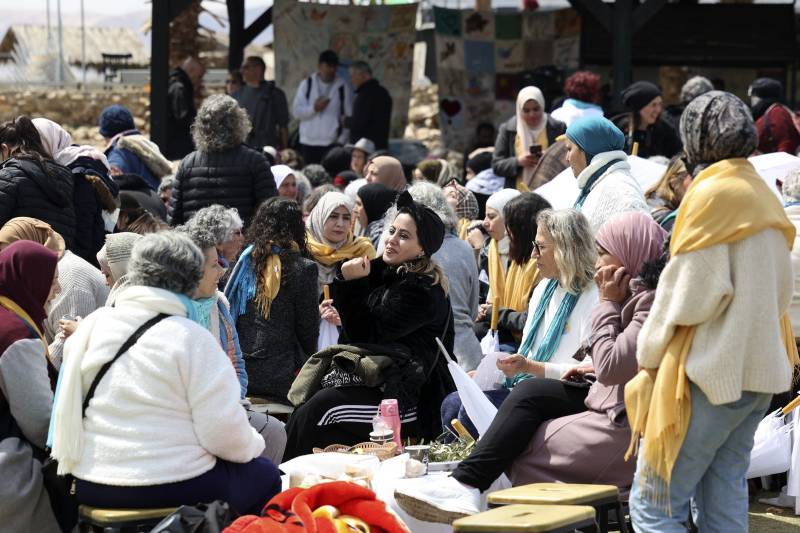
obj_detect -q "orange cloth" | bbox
[223,481,410,533]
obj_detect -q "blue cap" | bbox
[98,104,135,138]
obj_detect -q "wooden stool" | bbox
[487,483,627,533]
[452,504,596,532]
[78,505,177,533]
[248,396,294,421]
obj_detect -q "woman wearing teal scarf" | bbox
[178,224,287,465]
[441,208,599,438]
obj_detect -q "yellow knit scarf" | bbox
[488,239,541,334]
[457,218,472,241]
[504,257,541,313]
[305,232,376,267]
[514,129,549,192]
[624,158,800,511]
[487,238,507,324]
[0,295,51,363]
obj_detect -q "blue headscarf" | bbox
[565,116,625,164]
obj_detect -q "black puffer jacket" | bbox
[332,258,456,440]
[169,144,277,226]
[0,157,76,247]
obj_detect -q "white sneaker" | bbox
[394,475,482,524]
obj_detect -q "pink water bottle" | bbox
[379,399,403,451]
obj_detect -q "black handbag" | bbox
[41,313,169,532]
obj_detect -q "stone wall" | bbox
[0,87,150,148]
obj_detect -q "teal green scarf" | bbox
[505,279,580,388]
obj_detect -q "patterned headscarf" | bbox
[444,179,479,220]
[679,91,758,171]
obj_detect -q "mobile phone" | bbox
[529,144,542,157]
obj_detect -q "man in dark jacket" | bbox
[0,157,76,247]
[345,61,392,150]
[165,57,205,160]
[234,56,290,150]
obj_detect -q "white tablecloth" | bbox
[280,452,510,533]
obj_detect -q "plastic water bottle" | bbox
[379,399,403,451]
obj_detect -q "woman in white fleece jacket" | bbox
[51,232,280,515]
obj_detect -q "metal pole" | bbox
[611,0,633,111]
[80,0,86,86]
[56,0,64,84]
[150,0,170,151]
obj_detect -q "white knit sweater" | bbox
[576,151,649,233]
[637,228,794,405]
[62,290,264,485]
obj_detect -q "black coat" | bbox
[165,67,196,160]
[614,115,683,159]
[347,78,393,150]
[332,258,456,439]
[0,157,76,247]
[492,115,567,189]
[67,157,119,267]
[169,144,277,226]
[235,252,320,403]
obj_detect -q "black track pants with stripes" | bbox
[283,386,420,460]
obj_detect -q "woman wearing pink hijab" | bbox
[364,155,407,192]
[396,211,668,520]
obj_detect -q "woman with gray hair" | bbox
[178,223,287,464]
[396,182,483,370]
[169,94,277,226]
[185,204,245,267]
[51,231,281,514]
[438,208,599,436]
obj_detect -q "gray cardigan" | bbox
[432,233,482,371]
[235,252,320,404]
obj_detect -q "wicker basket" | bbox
[312,441,398,461]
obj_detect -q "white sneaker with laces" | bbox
[394,474,482,524]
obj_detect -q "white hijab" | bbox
[307,191,355,289]
[516,86,548,184]
[33,117,110,170]
[271,164,295,189]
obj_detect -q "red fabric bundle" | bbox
[223,481,409,533]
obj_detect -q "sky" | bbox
[55,0,273,16]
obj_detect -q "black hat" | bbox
[748,78,783,100]
[318,49,339,66]
[396,191,445,257]
[621,81,662,112]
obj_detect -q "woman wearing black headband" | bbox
[283,191,456,458]
[613,81,682,159]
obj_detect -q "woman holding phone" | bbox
[491,86,566,191]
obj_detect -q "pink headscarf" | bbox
[596,211,667,278]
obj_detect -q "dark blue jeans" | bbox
[440,388,512,440]
[75,457,281,516]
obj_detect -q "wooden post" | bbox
[150,0,170,150]
[227,0,245,72]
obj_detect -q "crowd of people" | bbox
[0,49,799,533]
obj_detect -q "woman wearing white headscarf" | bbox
[33,118,119,266]
[271,164,298,201]
[491,86,566,191]
[306,192,375,349]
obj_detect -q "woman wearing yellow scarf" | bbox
[626,91,799,531]
[307,192,375,349]
[477,191,550,347]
